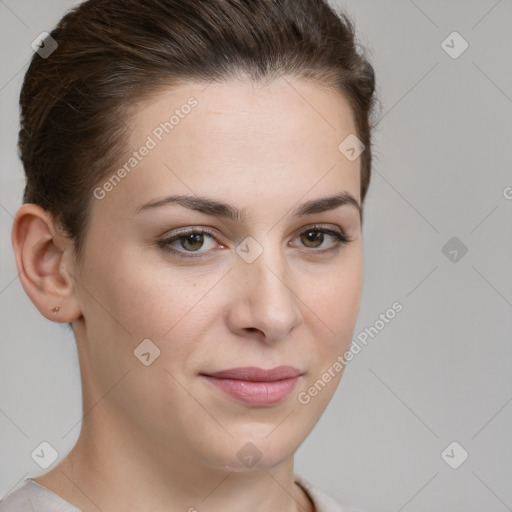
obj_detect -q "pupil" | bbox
[184,233,203,250]
[303,230,323,247]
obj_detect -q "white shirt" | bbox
[0,476,368,512]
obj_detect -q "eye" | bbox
[292,225,352,251]
[157,229,220,258]
[157,225,352,259]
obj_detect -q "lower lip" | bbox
[202,376,300,406]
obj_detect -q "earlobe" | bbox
[11,203,82,323]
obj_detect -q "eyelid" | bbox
[291,223,350,241]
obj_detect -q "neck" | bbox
[34,409,315,512]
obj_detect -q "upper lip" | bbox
[202,366,303,382]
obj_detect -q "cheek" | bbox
[295,260,362,411]
[74,250,215,407]
[302,250,362,336]
[81,244,216,341]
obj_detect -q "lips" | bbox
[204,366,302,381]
[201,366,303,406]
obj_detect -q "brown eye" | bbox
[158,229,219,258]
[180,232,205,251]
[300,230,325,248]
[295,226,351,251]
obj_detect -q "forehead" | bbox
[133,77,357,150]
[92,77,361,220]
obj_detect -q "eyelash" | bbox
[157,225,353,259]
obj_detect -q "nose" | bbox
[226,243,303,344]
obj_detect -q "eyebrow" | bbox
[132,192,361,221]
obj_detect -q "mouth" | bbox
[200,366,303,406]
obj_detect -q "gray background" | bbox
[1,1,511,511]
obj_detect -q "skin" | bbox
[12,76,363,512]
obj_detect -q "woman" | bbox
[2,0,377,510]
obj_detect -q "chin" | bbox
[204,432,301,472]
[218,452,294,473]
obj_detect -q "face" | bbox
[71,77,363,471]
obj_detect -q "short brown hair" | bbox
[19,0,378,264]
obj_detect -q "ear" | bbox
[11,203,83,323]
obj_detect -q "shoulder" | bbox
[2,476,370,512]
[0,479,81,512]
[0,481,32,512]
[294,474,370,512]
